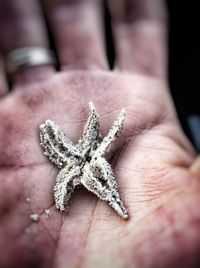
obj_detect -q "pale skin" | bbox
[0,0,200,268]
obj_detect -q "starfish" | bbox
[39,102,128,219]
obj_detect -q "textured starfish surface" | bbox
[39,102,128,219]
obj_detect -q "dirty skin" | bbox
[0,72,200,268]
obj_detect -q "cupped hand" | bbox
[0,1,200,268]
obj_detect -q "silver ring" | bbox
[6,47,55,74]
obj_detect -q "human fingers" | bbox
[0,0,55,88]
[42,0,108,71]
[108,0,167,77]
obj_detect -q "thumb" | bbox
[189,156,200,174]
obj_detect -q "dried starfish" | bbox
[39,102,128,219]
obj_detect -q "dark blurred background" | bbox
[167,1,200,150]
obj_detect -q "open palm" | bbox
[0,1,200,268]
[1,70,200,268]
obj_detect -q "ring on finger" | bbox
[6,47,55,74]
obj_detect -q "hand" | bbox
[0,1,199,268]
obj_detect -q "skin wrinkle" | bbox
[112,142,194,213]
[116,172,170,206]
[0,161,48,170]
[148,170,198,215]
[135,127,194,167]
[64,71,113,105]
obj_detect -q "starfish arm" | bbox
[77,102,101,156]
[91,157,118,189]
[93,109,126,158]
[54,165,81,211]
[40,120,81,168]
[81,162,128,219]
[91,157,128,218]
